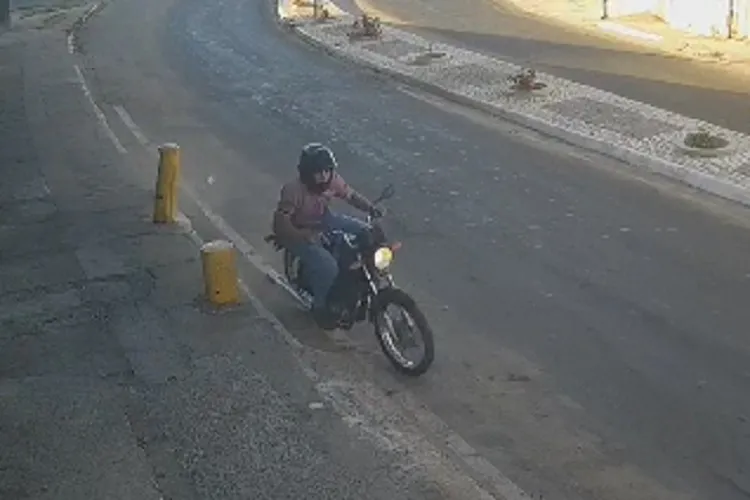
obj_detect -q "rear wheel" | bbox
[373,288,434,377]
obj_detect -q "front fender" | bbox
[367,284,406,323]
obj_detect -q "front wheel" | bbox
[373,288,435,377]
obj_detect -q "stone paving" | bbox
[279,2,750,207]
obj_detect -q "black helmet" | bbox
[297,143,337,192]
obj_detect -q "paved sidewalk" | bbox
[281,3,750,208]
[0,10,442,500]
[0,20,184,498]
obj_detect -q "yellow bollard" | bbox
[153,143,181,223]
[200,240,240,306]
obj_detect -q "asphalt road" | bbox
[2,13,494,499]
[346,0,750,134]
[75,0,750,498]
[10,0,87,9]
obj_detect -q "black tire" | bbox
[373,288,435,377]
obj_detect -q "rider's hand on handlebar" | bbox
[369,205,386,218]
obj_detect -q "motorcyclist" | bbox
[272,142,383,329]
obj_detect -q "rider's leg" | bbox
[288,242,338,311]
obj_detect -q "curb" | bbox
[283,14,750,210]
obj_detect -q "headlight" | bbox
[373,247,393,270]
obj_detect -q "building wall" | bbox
[733,0,750,37]
[608,0,660,17]
[610,0,750,39]
[663,0,728,37]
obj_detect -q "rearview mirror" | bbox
[378,183,395,201]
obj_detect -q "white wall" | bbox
[608,0,660,16]
[664,0,729,37]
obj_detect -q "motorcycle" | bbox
[265,184,435,377]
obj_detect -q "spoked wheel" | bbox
[373,288,434,377]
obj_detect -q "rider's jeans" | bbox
[288,210,368,310]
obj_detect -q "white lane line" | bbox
[73,64,127,154]
[113,105,150,146]
[113,102,533,500]
[68,2,102,54]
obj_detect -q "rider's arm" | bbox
[347,189,377,214]
[273,185,315,245]
[331,173,377,214]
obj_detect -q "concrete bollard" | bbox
[200,240,240,306]
[153,143,181,223]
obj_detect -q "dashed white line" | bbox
[73,64,126,154]
[113,104,150,146]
